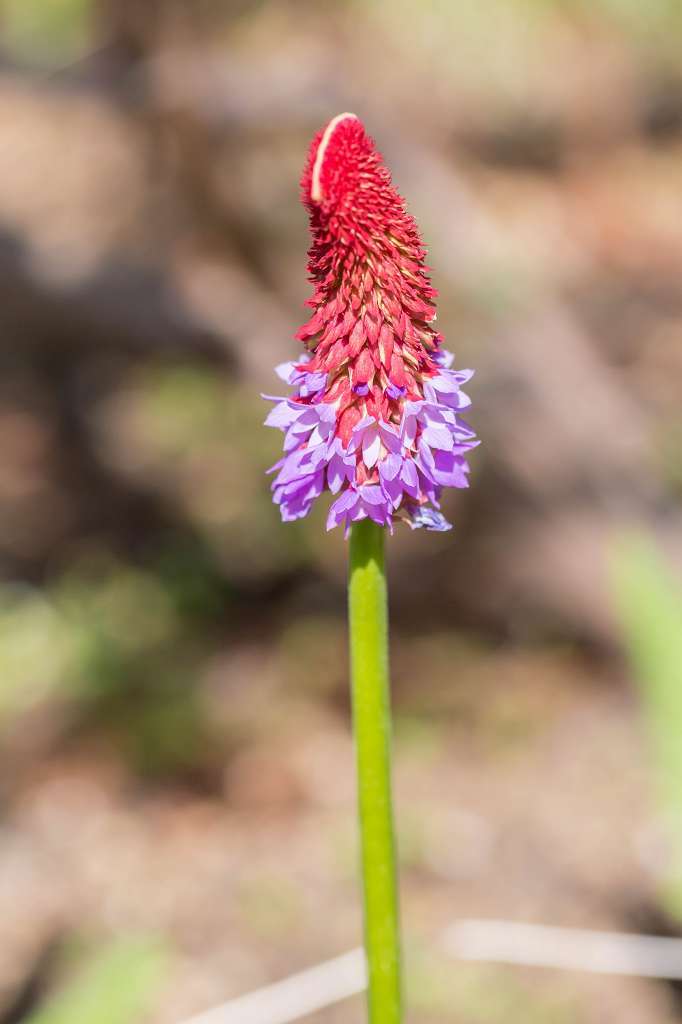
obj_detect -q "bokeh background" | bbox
[2,1,682,1022]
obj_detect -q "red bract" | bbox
[299,113,440,415]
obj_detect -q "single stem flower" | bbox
[264,113,478,1024]
[264,112,478,534]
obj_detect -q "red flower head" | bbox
[265,114,477,533]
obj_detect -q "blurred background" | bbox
[1,1,682,1021]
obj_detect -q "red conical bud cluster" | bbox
[299,113,441,444]
[264,114,476,533]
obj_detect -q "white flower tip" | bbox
[311,113,360,204]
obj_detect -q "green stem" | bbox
[348,519,402,1024]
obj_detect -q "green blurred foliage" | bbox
[103,364,311,578]
[1,0,93,63]
[0,552,227,779]
[56,557,223,778]
[0,586,72,722]
[363,0,682,91]
[612,534,682,918]
[26,937,167,1024]
[0,360,310,781]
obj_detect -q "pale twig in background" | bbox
[442,920,682,979]
[181,920,682,1024]
[182,949,365,1024]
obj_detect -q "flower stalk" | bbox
[348,518,401,1023]
[264,112,478,1024]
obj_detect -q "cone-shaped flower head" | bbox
[264,113,477,533]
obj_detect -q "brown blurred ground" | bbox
[1,1,682,1022]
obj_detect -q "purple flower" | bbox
[263,118,478,535]
[264,359,477,533]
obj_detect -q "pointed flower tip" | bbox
[302,111,377,211]
[308,112,360,205]
[267,115,478,535]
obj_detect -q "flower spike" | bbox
[265,113,477,533]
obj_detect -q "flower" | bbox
[264,113,477,534]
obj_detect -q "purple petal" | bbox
[381,473,404,509]
[434,349,455,369]
[327,451,355,493]
[408,507,452,532]
[264,400,300,430]
[416,439,436,473]
[453,369,474,384]
[379,453,402,481]
[276,466,325,521]
[401,412,419,448]
[298,374,328,398]
[421,422,454,451]
[423,381,438,404]
[362,426,381,468]
[401,459,419,495]
[275,361,297,383]
[432,450,470,488]
[379,420,401,453]
[359,484,386,505]
[431,371,462,393]
[327,488,359,531]
[353,414,376,434]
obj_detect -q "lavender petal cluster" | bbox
[264,352,477,534]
